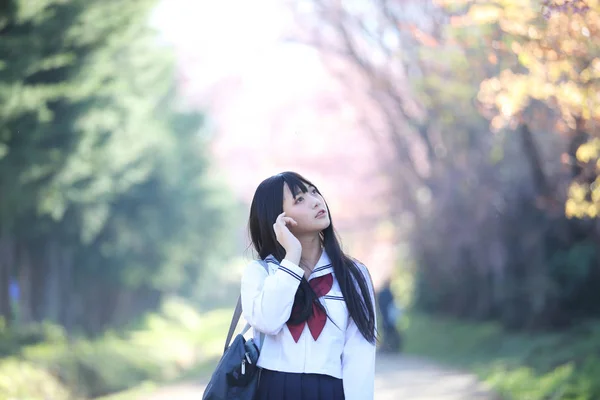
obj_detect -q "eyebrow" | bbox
[292,187,310,200]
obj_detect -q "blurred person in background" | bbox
[377,278,402,353]
[241,171,377,400]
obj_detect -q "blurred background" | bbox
[0,0,599,399]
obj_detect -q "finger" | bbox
[280,212,292,222]
[275,212,285,224]
[283,217,298,226]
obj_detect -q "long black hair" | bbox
[248,171,376,344]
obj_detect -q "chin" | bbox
[318,219,331,230]
[298,219,331,235]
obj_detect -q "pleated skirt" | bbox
[255,368,345,400]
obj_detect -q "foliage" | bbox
[0,0,237,333]
[439,0,600,216]
[404,313,600,399]
[1,298,230,398]
[0,358,75,400]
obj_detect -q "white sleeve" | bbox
[241,259,305,335]
[341,263,377,400]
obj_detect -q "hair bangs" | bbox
[280,171,315,199]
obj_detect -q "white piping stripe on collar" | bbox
[309,263,333,280]
[263,252,333,280]
[264,255,279,265]
[264,256,304,281]
[308,250,333,280]
[312,264,331,273]
[278,265,302,281]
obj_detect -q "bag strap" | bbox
[223,259,269,352]
[223,296,243,352]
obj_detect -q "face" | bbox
[282,182,330,235]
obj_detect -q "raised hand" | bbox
[273,212,302,265]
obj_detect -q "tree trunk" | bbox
[0,233,14,325]
[59,246,75,331]
[518,122,550,196]
[17,244,33,324]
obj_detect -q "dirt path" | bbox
[373,354,496,400]
[140,354,496,400]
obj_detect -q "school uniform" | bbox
[241,250,376,400]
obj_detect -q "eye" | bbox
[294,196,304,204]
[311,188,318,194]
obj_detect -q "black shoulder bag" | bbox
[202,261,267,400]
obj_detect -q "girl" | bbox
[241,171,377,400]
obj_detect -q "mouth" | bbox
[315,209,327,218]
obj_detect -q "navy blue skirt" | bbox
[255,368,345,400]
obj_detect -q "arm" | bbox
[341,264,377,400]
[241,259,304,335]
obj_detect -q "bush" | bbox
[404,313,600,400]
[5,299,231,398]
[23,337,165,398]
[0,320,66,357]
[0,358,74,400]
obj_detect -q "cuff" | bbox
[278,259,305,281]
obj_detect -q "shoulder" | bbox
[242,259,269,280]
[243,257,277,276]
[350,258,373,283]
[245,259,265,270]
[345,257,374,295]
[242,259,272,290]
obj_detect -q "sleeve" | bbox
[241,259,305,335]
[341,263,377,400]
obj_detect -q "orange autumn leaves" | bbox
[437,0,600,218]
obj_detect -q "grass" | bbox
[90,304,233,400]
[402,313,600,400]
[94,382,157,400]
[0,299,234,400]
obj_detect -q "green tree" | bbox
[0,0,235,333]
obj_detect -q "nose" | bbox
[312,197,321,208]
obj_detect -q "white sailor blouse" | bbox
[240,250,376,400]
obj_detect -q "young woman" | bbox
[241,171,377,400]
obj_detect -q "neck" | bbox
[298,235,322,272]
